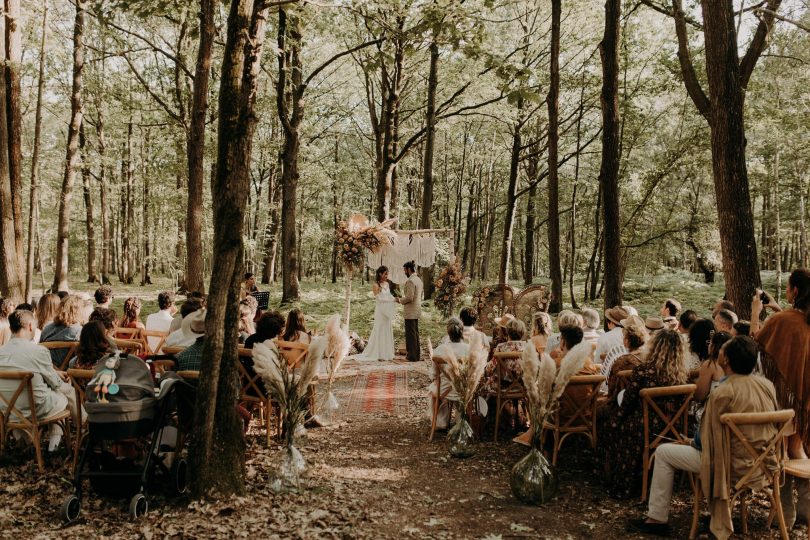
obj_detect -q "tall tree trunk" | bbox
[52,0,86,293]
[141,129,152,286]
[25,4,47,302]
[498,112,522,285]
[523,181,537,286]
[96,105,111,285]
[419,41,439,297]
[277,7,302,303]
[547,0,564,311]
[190,0,269,498]
[80,121,97,283]
[5,0,23,264]
[185,0,214,294]
[121,121,134,284]
[699,0,763,318]
[598,0,623,311]
[261,155,280,284]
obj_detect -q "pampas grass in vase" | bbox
[321,314,350,421]
[443,333,488,458]
[252,335,327,492]
[510,340,594,504]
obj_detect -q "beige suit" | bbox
[401,274,423,361]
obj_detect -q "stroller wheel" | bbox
[128,493,148,520]
[170,458,189,495]
[60,495,81,523]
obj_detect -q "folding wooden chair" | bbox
[177,370,199,381]
[0,371,73,473]
[113,328,147,355]
[489,351,525,442]
[428,354,454,441]
[66,368,94,471]
[162,346,185,357]
[141,329,169,355]
[276,340,316,416]
[41,341,78,370]
[614,369,633,392]
[688,409,794,539]
[113,338,143,356]
[236,347,277,446]
[639,383,697,501]
[542,374,605,465]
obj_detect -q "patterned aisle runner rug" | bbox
[342,371,409,416]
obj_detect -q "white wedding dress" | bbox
[360,282,396,361]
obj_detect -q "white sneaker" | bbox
[48,433,62,452]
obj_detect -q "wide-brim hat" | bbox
[182,308,207,335]
[620,315,645,330]
[494,313,515,327]
[645,317,665,331]
[605,306,630,326]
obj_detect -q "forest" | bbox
[0,0,808,512]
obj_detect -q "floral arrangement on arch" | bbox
[434,260,468,318]
[335,214,396,271]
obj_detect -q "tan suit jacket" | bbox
[401,275,423,320]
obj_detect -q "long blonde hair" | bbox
[55,295,87,326]
[36,294,61,329]
[646,329,688,386]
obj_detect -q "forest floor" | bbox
[0,355,804,540]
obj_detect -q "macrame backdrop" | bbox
[365,231,453,284]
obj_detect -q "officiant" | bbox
[396,261,423,362]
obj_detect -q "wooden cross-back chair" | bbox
[141,329,169,355]
[113,328,148,355]
[489,351,525,442]
[162,346,185,357]
[428,354,454,441]
[66,368,94,471]
[542,374,605,465]
[639,383,697,501]
[688,409,794,539]
[0,371,73,473]
[113,338,143,356]
[276,340,316,414]
[615,369,633,393]
[236,347,278,446]
[41,341,78,371]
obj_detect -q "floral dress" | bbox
[481,340,525,395]
[598,362,684,499]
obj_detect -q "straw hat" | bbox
[182,309,207,335]
[620,314,645,329]
[605,306,630,326]
[645,317,665,331]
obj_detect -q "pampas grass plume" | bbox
[551,341,594,403]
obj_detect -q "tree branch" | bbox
[754,6,810,33]
[672,0,711,122]
[303,38,383,88]
[740,0,783,88]
[98,18,195,80]
[638,0,702,29]
[120,53,182,123]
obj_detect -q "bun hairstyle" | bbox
[375,265,389,284]
[404,260,416,272]
[789,268,810,324]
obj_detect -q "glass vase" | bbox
[448,404,476,458]
[510,444,558,504]
[270,408,307,493]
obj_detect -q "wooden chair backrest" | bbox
[152,359,176,374]
[275,340,308,368]
[177,370,199,381]
[721,409,795,494]
[67,368,95,427]
[615,369,633,392]
[431,354,453,402]
[0,371,37,426]
[639,383,697,450]
[162,346,186,356]
[41,341,78,370]
[236,348,266,402]
[492,351,524,397]
[552,374,605,430]
[141,329,169,355]
[114,338,143,355]
[114,327,142,340]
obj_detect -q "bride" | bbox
[360,265,397,361]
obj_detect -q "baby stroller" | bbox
[60,352,196,522]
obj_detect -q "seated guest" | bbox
[244,311,285,349]
[581,308,602,345]
[40,294,88,367]
[677,309,698,336]
[694,331,732,401]
[440,307,489,346]
[145,291,177,349]
[237,301,256,344]
[36,293,61,336]
[94,285,113,308]
[0,310,80,451]
[645,317,665,336]
[240,272,259,300]
[164,300,203,348]
[482,318,527,395]
[120,297,145,330]
[88,307,120,351]
[430,318,471,430]
[594,306,630,366]
[713,308,738,333]
[73,321,113,369]
[660,298,681,319]
[604,316,648,401]
[546,310,581,358]
[732,320,750,336]
[282,308,310,345]
[627,336,778,539]
[753,269,810,463]
[712,299,735,318]
[530,312,553,354]
[168,298,202,334]
[687,319,715,371]
[174,310,206,371]
[599,329,689,499]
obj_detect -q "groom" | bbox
[397,261,423,362]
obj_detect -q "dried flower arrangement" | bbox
[434,260,467,318]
